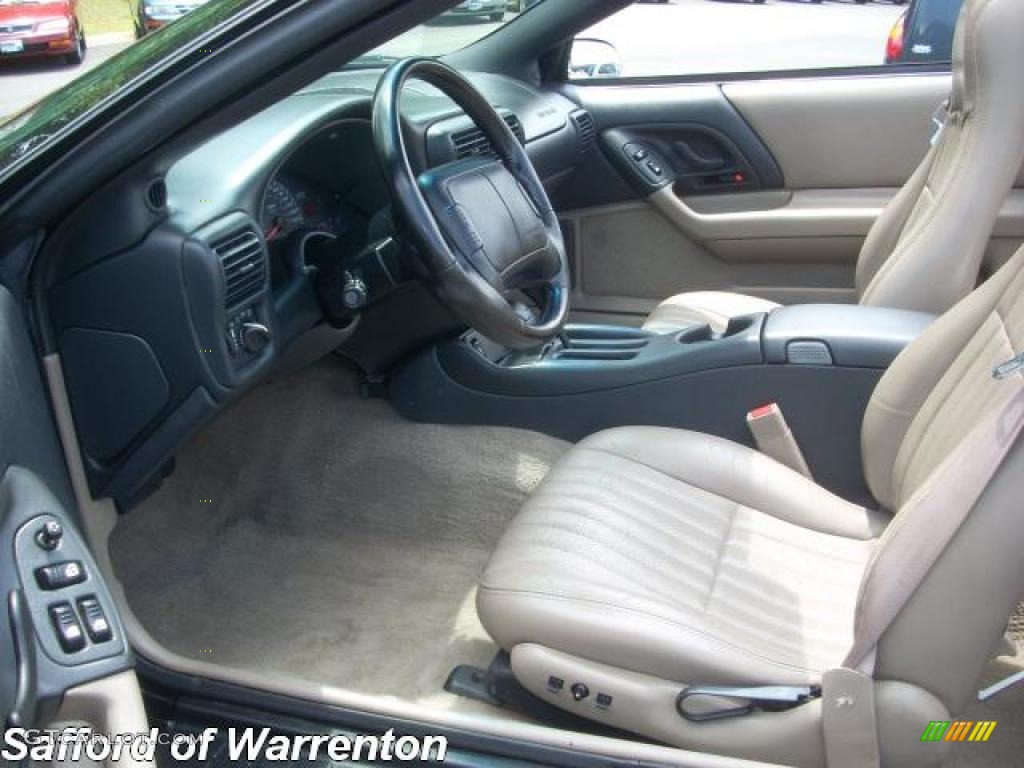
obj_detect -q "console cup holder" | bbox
[678,324,714,344]
[678,315,757,345]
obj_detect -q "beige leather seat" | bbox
[644,0,1024,335]
[478,243,1024,765]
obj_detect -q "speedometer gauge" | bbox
[262,178,303,240]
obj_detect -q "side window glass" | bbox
[569,0,963,81]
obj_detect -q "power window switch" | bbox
[49,602,86,653]
[77,596,112,643]
[596,692,613,709]
[35,560,86,590]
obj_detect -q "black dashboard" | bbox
[44,67,594,510]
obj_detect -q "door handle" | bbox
[673,139,728,173]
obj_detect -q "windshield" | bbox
[0,0,537,184]
[357,1,534,63]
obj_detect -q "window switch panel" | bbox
[35,560,86,590]
[49,601,86,653]
[77,596,112,643]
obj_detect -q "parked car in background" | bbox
[885,0,962,64]
[441,0,507,22]
[0,0,84,65]
[131,0,211,38]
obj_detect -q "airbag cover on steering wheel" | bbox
[372,58,570,350]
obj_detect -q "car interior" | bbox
[6,0,1024,766]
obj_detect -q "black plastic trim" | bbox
[763,305,935,369]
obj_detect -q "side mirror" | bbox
[568,38,624,80]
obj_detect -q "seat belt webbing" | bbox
[844,373,1024,672]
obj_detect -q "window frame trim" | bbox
[558,61,954,88]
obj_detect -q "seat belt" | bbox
[930,99,950,146]
[820,356,1024,768]
[746,403,813,479]
[845,361,1024,672]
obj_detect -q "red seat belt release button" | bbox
[746,403,813,479]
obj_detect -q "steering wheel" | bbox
[372,58,569,350]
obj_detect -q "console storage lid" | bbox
[763,304,936,369]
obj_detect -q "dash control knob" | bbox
[240,322,272,354]
[342,275,369,310]
[36,519,63,551]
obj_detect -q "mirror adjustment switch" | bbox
[35,560,86,590]
[49,602,86,653]
[77,596,112,643]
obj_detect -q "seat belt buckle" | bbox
[676,684,821,723]
[993,352,1024,380]
[746,403,813,479]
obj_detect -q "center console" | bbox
[391,305,934,504]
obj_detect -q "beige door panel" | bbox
[653,186,890,244]
[722,75,951,189]
[566,190,1024,322]
[565,201,858,322]
[569,73,1024,322]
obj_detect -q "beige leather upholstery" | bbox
[643,0,1024,335]
[479,250,1024,763]
[643,292,780,335]
[478,428,885,687]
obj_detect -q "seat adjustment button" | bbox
[571,683,589,701]
[546,676,564,692]
[596,692,613,708]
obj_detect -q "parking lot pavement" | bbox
[0,38,131,120]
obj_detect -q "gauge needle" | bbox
[265,221,283,241]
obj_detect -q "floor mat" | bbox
[109,357,568,708]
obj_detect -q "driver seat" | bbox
[643,0,1024,335]
[477,243,1024,766]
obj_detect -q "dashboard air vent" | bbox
[570,110,596,153]
[145,179,167,211]
[213,228,266,308]
[451,114,526,160]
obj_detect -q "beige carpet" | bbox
[109,355,1024,758]
[109,357,567,710]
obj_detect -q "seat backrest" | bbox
[855,0,1024,315]
[858,243,1024,711]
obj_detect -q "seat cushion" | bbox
[478,427,887,687]
[643,291,780,334]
